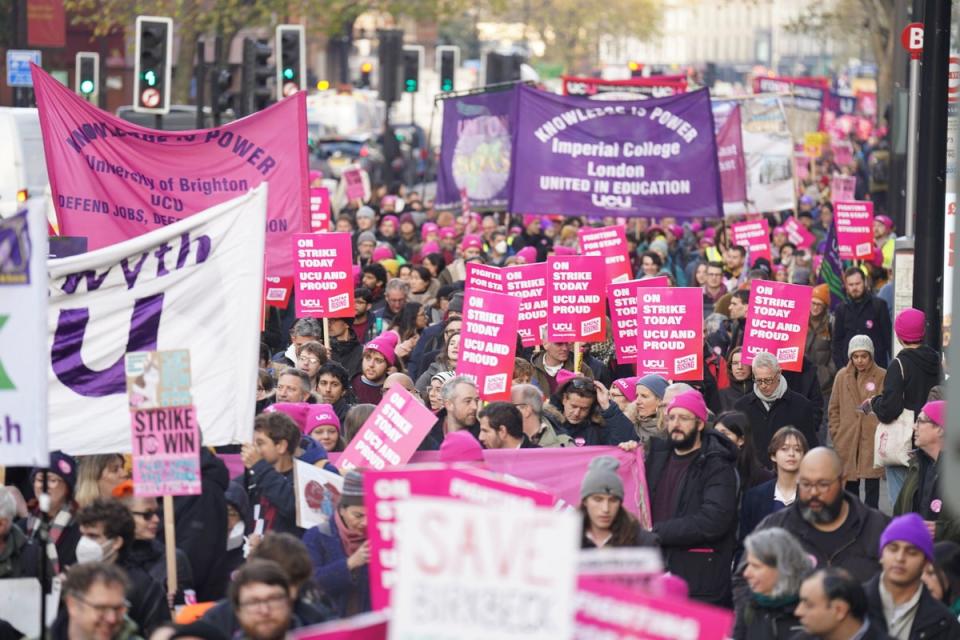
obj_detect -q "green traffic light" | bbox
[80,79,94,95]
[283,67,295,80]
[405,79,417,92]
[143,69,157,87]
[441,80,453,91]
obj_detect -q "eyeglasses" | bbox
[238,593,289,612]
[72,594,130,617]
[298,357,321,366]
[754,376,779,386]
[568,378,596,394]
[798,479,839,493]
[131,510,160,520]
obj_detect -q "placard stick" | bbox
[573,341,582,373]
[163,495,177,609]
[323,317,331,351]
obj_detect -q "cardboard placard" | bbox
[547,255,607,343]
[782,216,817,249]
[635,287,704,380]
[309,186,331,232]
[578,225,633,285]
[741,280,813,372]
[293,459,345,529]
[456,289,520,400]
[730,219,772,266]
[606,277,670,364]
[830,175,857,203]
[337,386,436,471]
[292,232,355,317]
[503,262,548,347]
[834,200,875,259]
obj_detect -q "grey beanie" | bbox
[580,456,624,500]
[448,293,465,314]
[340,470,365,507]
[848,334,875,358]
[356,206,376,220]
[636,374,668,399]
[357,230,377,245]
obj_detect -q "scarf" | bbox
[752,592,799,610]
[27,505,74,574]
[334,509,365,558]
[754,375,788,408]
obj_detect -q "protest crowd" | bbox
[3,62,960,640]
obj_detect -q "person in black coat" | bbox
[641,389,739,607]
[734,351,819,470]
[781,355,824,430]
[832,267,892,369]
[543,376,636,447]
[327,319,364,379]
[793,568,896,640]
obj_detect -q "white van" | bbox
[0,107,53,221]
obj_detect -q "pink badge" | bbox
[575,437,586,447]
[57,459,72,475]
[866,382,876,392]
[866,320,874,329]
[931,499,942,513]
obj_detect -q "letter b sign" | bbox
[901,22,924,59]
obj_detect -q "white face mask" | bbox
[227,521,245,551]
[495,241,508,255]
[75,535,105,564]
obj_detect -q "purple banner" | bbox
[509,85,722,219]
[714,102,747,204]
[435,90,515,212]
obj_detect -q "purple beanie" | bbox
[894,308,926,343]
[880,513,934,562]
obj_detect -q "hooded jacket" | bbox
[645,430,739,606]
[870,346,943,424]
[330,329,364,379]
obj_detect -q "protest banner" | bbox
[309,186,331,232]
[48,187,266,454]
[635,287,703,380]
[457,289,520,401]
[547,255,607,343]
[804,131,825,158]
[577,225,632,284]
[293,459,345,529]
[390,498,580,640]
[293,611,389,640]
[0,206,48,466]
[264,275,293,309]
[724,97,795,216]
[833,140,854,166]
[579,547,664,592]
[0,578,59,638]
[338,386,436,471]
[834,201,875,259]
[713,102,747,204]
[782,216,817,249]
[830,175,857,203]
[293,232,354,317]
[436,90,515,212]
[363,466,559,611]
[341,165,369,203]
[606,277,670,364]
[510,84,723,219]
[31,66,306,280]
[464,261,505,293]
[503,262,548,347]
[742,280,813,371]
[562,75,687,99]
[730,218,772,266]
[754,75,828,139]
[125,350,200,497]
[575,577,735,640]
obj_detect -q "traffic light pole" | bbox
[196,39,207,130]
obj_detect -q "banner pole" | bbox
[163,495,177,611]
[323,317,331,352]
[573,341,582,373]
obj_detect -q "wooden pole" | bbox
[163,495,177,610]
[573,341,582,373]
[323,317,331,352]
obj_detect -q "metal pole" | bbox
[905,57,920,237]
[38,471,48,636]
[196,40,206,130]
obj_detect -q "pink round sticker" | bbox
[866,382,876,392]
[932,499,942,513]
[574,437,586,447]
[57,459,72,475]
[866,320,874,329]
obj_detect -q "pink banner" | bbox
[830,175,857,203]
[293,232,354,317]
[575,577,734,640]
[741,281,812,372]
[547,255,607,343]
[292,612,388,640]
[503,262,548,347]
[607,277,670,364]
[834,200,875,259]
[309,187,331,232]
[578,225,632,284]
[456,289,520,401]
[464,262,504,293]
[730,219,772,266]
[717,104,747,204]
[31,65,308,279]
[635,287,703,380]
[343,166,366,202]
[832,140,854,167]
[363,466,557,610]
[337,386,436,471]
[782,216,817,249]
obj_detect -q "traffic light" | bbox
[402,45,422,93]
[377,29,404,103]
[133,16,173,114]
[211,67,235,117]
[75,52,99,102]
[436,45,459,92]
[482,51,524,86]
[628,61,643,77]
[359,61,373,88]
[242,38,274,115]
[276,24,305,100]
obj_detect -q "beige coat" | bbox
[828,359,886,480]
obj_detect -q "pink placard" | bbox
[464,262,504,293]
[364,466,557,610]
[503,262,548,347]
[292,232,355,317]
[337,386,437,471]
[130,405,201,497]
[342,166,367,202]
[834,200,875,259]
[635,287,703,380]
[741,280,812,372]
[730,219,772,266]
[782,216,817,249]
[831,175,857,203]
[456,289,520,401]
[606,277,670,364]
[832,141,854,167]
[576,577,734,640]
[578,225,632,284]
[547,254,607,343]
[292,612,388,640]
[309,187,331,232]
[31,65,308,279]
[264,275,293,308]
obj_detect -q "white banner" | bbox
[0,203,48,466]
[47,186,267,454]
[724,97,795,216]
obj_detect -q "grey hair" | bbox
[0,487,16,521]
[291,318,323,338]
[279,367,311,393]
[704,312,727,335]
[751,351,781,373]
[743,527,813,598]
[385,278,411,295]
[441,375,477,403]
[512,383,544,414]
[663,382,694,405]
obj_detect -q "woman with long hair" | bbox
[407,265,438,308]
[388,303,425,366]
[23,452,81,570]
[414,332,460,399]
[719,347,753,412]
[74,454,128,508]
[580,456,653,549]
[714,411,773,496]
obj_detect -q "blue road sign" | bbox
[7,50,42,87]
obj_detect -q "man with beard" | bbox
[436,376,480,439]
[738,447,889,608]
[833,267,892,369]
[864,514,959,639]
[641,390,738,606]
[230,560,301,640]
